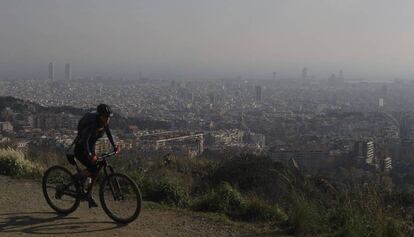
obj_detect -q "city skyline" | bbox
[1,1,414,80]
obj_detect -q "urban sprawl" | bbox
[2,66,414,174]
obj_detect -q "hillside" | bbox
[0,175,288,237]
[0,96,171,130]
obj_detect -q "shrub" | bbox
[207,154,293,203]
[288,200,325,236]
[192,183,288,222]
[240,198,288,222]
[329,207,369,237]
[328,207,407,237]
[383,219,406,237]
[328,198,408,237]
[192,182,245,215]
[128,171,145,187]
[145,178,190,208]
[128,171,154,199]
[0,148,43,178]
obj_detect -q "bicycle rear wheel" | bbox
[42,166,80,214]
[99,173,142,223]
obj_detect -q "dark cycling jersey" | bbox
[75,111,115,158]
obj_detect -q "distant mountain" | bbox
[0,96,39,114]
[0,96,87,117]
[0,96,171,130]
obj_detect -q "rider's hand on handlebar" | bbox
[91,154,98,164]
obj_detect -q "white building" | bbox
[0,121,13,133]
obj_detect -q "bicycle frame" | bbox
[97,152,124,201]
[65,152,121,200]
[45,151,141,223]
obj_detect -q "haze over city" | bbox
[5,1,414,236]
[1,0,414,80]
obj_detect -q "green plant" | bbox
[192,182,244,215]
[0,148,43,178]
[207,154,294,204]
[383,218,406,237]
[288,199,324,236]
[145,179,190,207]
[128,171,145,186]
[240,198,288,222]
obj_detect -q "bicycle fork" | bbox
[104,166,124,201]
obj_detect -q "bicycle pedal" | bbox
[79,192,88,200]
[88,201,98,208]
[87,196,99,208]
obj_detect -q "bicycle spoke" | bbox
[100,173,141,223]
[42,166,80,214]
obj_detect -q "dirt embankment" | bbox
[0,175,287,237]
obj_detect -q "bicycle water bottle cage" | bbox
[66,154,76,166]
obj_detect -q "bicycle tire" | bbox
[42,165,81,214]
[99,173,142,223]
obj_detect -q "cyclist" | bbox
[73,104,119,207]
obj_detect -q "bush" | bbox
[128,170,190,207]
[129,171,145,187]
[192,183,287,222]
[145,178,190,208]
[207,154,293,203]
[328,199,408,237]
[0,148,43,178]
[192,182,244,215]
[240,198,288,222]
[328,207,407,237]
[288,200,325,236]
[129,171,154,198]
[383,219,406,237]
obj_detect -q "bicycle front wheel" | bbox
[42,166,80,214]
[99,173,142,223]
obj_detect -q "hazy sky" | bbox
[1,0,414,80]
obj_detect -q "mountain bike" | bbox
[42,152,142,224]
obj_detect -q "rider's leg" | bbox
[74,148,99,207]
[86,173,98,193]
[74,146,96,179]
[85,165,99,208]
[80,169,93,177]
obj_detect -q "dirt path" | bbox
[0,176,288,237]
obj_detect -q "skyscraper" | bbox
[65,63,71,81]
[48,62,54,81]
[379,98,384,108]
[273,72,276,80]
[301,67,307,80]
[354,141,375,165]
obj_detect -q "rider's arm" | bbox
[105,126,116,148]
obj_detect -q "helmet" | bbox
[97,104,113,117]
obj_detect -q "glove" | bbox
[114,145,121,154]
[91,154,98,164]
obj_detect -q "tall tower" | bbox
[65,63,71,81]
[48,62,54,81]
[273,72,277,80]
[301,67,307,80]
[354,141,375,165]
